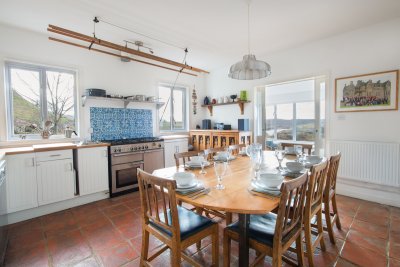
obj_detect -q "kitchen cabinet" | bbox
[6,153,38,213]
[164,138,189,168]
[144,149,165,173]
[36,150,75,206]
[76,146,109,196]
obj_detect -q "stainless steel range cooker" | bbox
[103,137,165,197]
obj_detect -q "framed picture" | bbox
[335,70,399,112]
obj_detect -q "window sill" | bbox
[0,137,83,149]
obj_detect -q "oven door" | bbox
[111,161,143,194]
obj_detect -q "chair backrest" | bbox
[137,169,180,238]
[280,143,313,154]
[325,152,341,195]
[307,160,329,212]
[174,151,199,168]
[275,172,308,241]
[228,144,246,155]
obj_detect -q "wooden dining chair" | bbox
[174,151,200,168]
[228,144,246,155]
[137,169,219,267]
[280,143,313,154]
[304,160,329,267]
[223,172,309,267]
[322,152,342,244]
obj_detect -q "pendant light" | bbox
[228,1,271,80]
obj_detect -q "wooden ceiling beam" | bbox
[48,24,209,74]
[48,37,197,77]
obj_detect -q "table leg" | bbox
[238,213,250,267]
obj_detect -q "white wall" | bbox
[0,23,208,141]
[206,18,400,143]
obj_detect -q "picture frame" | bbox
[335,70,399,112]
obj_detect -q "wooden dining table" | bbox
[153,151,293,267]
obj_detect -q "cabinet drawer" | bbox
[36,149,73,162]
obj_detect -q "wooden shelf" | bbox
[81,95,165,109]
[201,101,251,116]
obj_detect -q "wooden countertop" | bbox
[0,142,110,157]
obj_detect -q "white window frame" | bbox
[157,83,188,133]
[4,61,78,140]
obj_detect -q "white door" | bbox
[36,158,75,205]
[6,153,38,213]
[77,147,109,196]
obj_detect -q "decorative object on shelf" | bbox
[218,97,224,104]
[228,1,271,80]
[203,96,210,105]
[240,90,248,101]
[201,100,251,116]
[224,96,229,103]
[81,95,165,108]
[211,98,217,104]
[192,86,198,115]
[335,70,399,112]
[196,125,201,129]
[230,94,237,102]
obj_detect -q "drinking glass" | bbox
[275,150,286,171]
[198,151,208,174]
[214,161,227,190]
[251,152,262,180]
[294,145,303,162]
[226,147,233,164]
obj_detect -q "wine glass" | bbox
[226,147,233,164]
[294,145,303,162]
[251,152,262,180]
[274,150,286,171]
[214,161,227,190]
[198,151,208,174]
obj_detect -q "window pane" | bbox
[46,71,75,135]
[296,102,315,141]
[158,86,171,131]
[276,103,293,140]
[10,68,42,135]
[265,105,275,139]
[172,89,184,130]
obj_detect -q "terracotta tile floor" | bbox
[4,192,399,266]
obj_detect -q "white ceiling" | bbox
[1,0,400,70]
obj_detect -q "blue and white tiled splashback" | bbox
[90,107,153,141]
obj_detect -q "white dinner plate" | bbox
[185,161,211,168]
[252,180,281,191]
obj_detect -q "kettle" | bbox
[64,128,77,138]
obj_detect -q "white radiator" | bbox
[329,140,400,187]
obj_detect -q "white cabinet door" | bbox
[163,138,189,168]
[36,158,75,205]
[6,153,38,213]
[77,147,109,196]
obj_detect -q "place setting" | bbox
[248,168,283,198]
[213,148,236,162]
[184,153,211,174]
[173,172,210,199]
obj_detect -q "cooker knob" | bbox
[130,147,134,151]
[118,148,121,152]
[145,145,148,149]
[141,146,145,150]
[134,147,137,151]
[113,148,117,153]
[158,144,162,147]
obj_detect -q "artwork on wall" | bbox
[335,70,399,112]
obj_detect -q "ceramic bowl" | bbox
[258,172,284,188]
[190,156,204,164]
[306,155,323,164]
[173,172,195,186]
[286,161,304,173]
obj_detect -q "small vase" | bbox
[204,96,210,105]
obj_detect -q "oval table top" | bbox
[153,151,295,215]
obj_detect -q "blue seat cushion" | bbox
[226,213,278,247]
[149,206,215,240]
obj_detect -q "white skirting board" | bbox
[2,191,110,226]
[337,177,400,207]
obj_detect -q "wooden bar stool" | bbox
[223,172,309,267]
[137,169,219,267]
[304,160,329,267]
[323,152,342,244]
